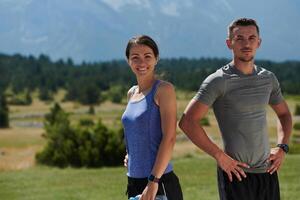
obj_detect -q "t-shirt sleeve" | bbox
[269,73,284,105]
[193,71,225,106]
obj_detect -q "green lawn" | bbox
[0,155,299,200]
[1,94,299,199]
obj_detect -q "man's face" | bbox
[226,25,261,62]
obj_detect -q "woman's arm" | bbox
[140,81,177,200]
[151,81,177,178]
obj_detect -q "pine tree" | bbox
[0,93,9,128]
[44,102,63,126]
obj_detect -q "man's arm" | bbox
[267,100,292,174]
[179,99,249,182]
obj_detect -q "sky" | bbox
[0,0,299,63]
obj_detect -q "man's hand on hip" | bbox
[267,147,285,174]
[215,152,250,182]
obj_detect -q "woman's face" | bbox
[127,44,158,77]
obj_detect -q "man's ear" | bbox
[226,38,232,49]
[257,38,262,48]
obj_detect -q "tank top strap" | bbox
[149,79,161,98]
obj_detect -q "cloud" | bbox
[21,35,48,45]
[160,2,180,17]
[101,0,150,12]
[0,0,33,12]
[215,0,233,13]
[182,0,193,8]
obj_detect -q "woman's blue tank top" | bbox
[121,80,173,178]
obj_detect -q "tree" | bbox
[2,53,300,99]
[39,87,53,101]
[79,83,101,105]
[88,105,95,115]
[294,104,300,116]
[0,93,9,128]
[25,90,32,105]
[107,85,125,104]
[65,79,103,106]
[36,103,126,168]
[44,102,64,126]
[37,103,77,167]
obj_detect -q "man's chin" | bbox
[238,56,254,62]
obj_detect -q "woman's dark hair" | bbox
[125,35,159,59]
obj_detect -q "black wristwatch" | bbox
[148,174,160,183]
[277,144,289,154]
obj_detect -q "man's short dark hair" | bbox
[228,18,260,39]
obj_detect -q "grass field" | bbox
[0,155,299,200]
[0,91,299,199]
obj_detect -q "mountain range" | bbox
[1,0,300,63]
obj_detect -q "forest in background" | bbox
[1,53,300,106]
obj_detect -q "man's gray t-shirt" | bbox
[194,63,283,173]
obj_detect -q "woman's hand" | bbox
[124,154,128,168]
[139,182,159,200]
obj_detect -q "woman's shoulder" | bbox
[127,85,138,100]
[154,80,176,106]
[155,80,176,100]
[157,80,175,92]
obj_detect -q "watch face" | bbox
[148,175,154,181]
[148,175,159,183]
[278,144,289,153]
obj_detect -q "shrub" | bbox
[0,94,9,128]
[36,104,75,167]
[295,104,300,116]
[200,117,210,126]
[7,91,32,105]
[289,143,300,154]
[79,118,95,127]
[107,85,124,104]
[289,133,300,154]
[36,103,126,168]
[293,122,300,130]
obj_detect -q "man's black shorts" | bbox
[217,167,280,200]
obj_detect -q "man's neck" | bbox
[231,59,255,75]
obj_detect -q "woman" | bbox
[122,35,183,200]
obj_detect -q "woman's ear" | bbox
[156,57,160,65]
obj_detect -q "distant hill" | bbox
[1,0,300,63]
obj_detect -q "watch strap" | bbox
[277,144,289,153]
[148,174,160,183]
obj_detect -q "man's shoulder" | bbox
[208,64,234,79]
[256,65,276,77]
[205,67,227,83]
[200,66,230,90]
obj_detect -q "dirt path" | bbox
[0,146,43,171]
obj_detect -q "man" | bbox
[179,18,292,200]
